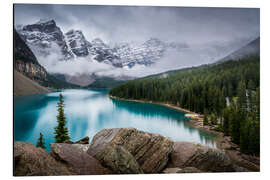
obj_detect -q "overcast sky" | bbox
[14,4,259,45]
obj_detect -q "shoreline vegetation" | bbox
[108,94,223,136]
[108,94,260,171]
[108,94,198,114]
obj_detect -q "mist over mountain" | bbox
[217,37,260,63]
[14,5,259,86]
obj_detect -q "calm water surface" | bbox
[14,89,217,151]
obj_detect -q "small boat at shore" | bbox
[184,113,201,119]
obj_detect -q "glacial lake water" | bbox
[14,89,218,151]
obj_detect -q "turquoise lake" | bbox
[14,89,217,151]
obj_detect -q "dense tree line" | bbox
[109,57,260,155]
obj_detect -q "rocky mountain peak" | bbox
[19,19,74,61]
[65,29,83,36]
[65,29,90,57]
[23,19,58,34]
[36,18,56,25]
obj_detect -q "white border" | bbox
[1,0,270,180]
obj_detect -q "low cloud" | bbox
[32,46,189,78]
[32,42,243,79]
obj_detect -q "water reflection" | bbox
[14,89,217,151]
[110,98,217,147]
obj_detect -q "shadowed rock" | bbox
[50,143,112,175]
[167,142,236,172]
[62,136,89,144]
[14,142,71,176]
[75,136,89,144]
[87,128,174,173]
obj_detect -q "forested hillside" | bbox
[86,77,126,88]
[109,57,260,155]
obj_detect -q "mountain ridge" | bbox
[16,19,190,69]
[15,19,259,88]
[216,37,260,63]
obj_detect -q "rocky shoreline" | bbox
[108,95,260,172]
[14,128,258,176]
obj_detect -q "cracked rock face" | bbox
[166,142,236,172]
[87,128,174,174]
[50,143,112,175]
[14,142,71,176]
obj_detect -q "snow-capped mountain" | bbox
[65,29,91,57]
[17,19,74,60]
[89,38,121,67]
[15,19,255,87]
[114,38,165,68]
[16,19,190,69]
[112,38,190,68]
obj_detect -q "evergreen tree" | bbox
[222,107,230,136]
[240,117,249,153]
[54,93,70,143]
[36,132,46,149]
[203,109,208,126]
[237,80,247,112]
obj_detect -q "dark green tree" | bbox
[237,80,247,112]
[203,109,208,126]
[36,132,46,149]
[54,93,70,143]
[222,107,230,136]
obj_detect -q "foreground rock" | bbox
[63,136,90,144]
[87,128,174,174]
[50,143,112,175]
[163,167,201,173]
[166,142,236,172]
[14,142,71,176]
[14,129,253,176]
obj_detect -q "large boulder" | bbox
[92,143,143,174]
[14,142,71,176]
[50,143,112,175]
[167,142,236,172]
[87,128,174,174]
